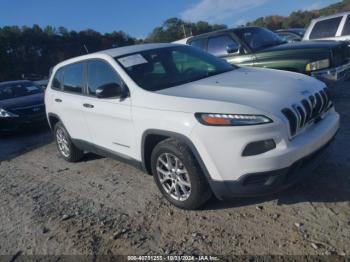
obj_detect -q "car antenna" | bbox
[83,44,89,54]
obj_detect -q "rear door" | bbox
[81,59,134,157]
[51,62,91,141]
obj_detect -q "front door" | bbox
[206,34,256,67]
[81,59,134,157]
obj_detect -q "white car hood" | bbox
[156,67,325,114]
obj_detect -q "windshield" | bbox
[238,27,286,52]
[0,82,42,100]
[115,45,235,91]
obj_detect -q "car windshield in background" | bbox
[116,46,235,91]
[238,27,286,51]
[0,82,42,100]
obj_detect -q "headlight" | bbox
[0,108,19,118]
[306,59,330,72]
[195,113,272,126]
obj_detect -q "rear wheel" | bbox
[54,122,84,162]
[151,138,212,210]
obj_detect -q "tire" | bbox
[54,122,84,162]
[151,138,212,210]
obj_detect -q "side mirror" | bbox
[226,44,242,54]
[96,83,123,99]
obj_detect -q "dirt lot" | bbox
[0,80,349,258]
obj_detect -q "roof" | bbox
[173,26,265,43]
[52,43,181,71]
[312,11,350,22]
[172,37,193,44]
[97,43,179,57]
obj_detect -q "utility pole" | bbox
[83,44,89,54]
[182,24,187,38]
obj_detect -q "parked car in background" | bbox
[46,43,339,209]
[0,80,46,134]
[303,11,350,45]
[174,27,350,84]
[275,28,306,42]
[35,79,49,89]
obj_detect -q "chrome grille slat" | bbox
[281,88,332,138]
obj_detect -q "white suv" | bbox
[45,43,339,209]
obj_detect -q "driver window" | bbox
[207,35,238,56]
[87,60,122,96]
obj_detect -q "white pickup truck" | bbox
[303,11,350,45]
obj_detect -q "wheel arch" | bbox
[141,129,212,181]
[47,113,62,130]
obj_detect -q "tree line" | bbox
[0,0,349,82]
[247,0,350,30]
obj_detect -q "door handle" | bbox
[55,98,62,103]
[83,103,94,108]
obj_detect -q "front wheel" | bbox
[54,122,84,162]
[151,138,212,210]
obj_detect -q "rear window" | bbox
[63,63,84,94]
[51,69,63,90]
[342,15,350,36]
[189,38,207,50]
[309,17,343,39]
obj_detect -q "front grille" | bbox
[282,88,332,137]
[331,43,349,67]
[11,104,45,115]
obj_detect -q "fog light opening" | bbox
[242,139,276,157]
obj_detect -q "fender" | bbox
[140,129,224,198]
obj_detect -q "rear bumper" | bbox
[209,135,335,200]
[311,61,350,83]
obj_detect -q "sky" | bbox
[0,0,341,38]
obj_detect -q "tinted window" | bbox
[87,60,122,96]
[207,35,238,56]
[116,45,235,91]
[342,15,350,36]
[277,32,300,41]
[52,69,63,90]
[237,27,285,51]
[63,63,84,93]
[0,82,41,100]
[189,38,206,50]
[309,17,342,39]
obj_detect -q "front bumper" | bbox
[311,61,350,83]
[209,136,334,200]
[191,109,339,199]
[0,113,47,132]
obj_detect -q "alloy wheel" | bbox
[156,153,191,201]
[56,128,70,158]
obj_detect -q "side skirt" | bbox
[72,139,145,172]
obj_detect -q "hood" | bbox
[260,40,341,53]
[0,93,44,110]
[156,67,325,115]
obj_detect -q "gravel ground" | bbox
[0,80,349,258]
